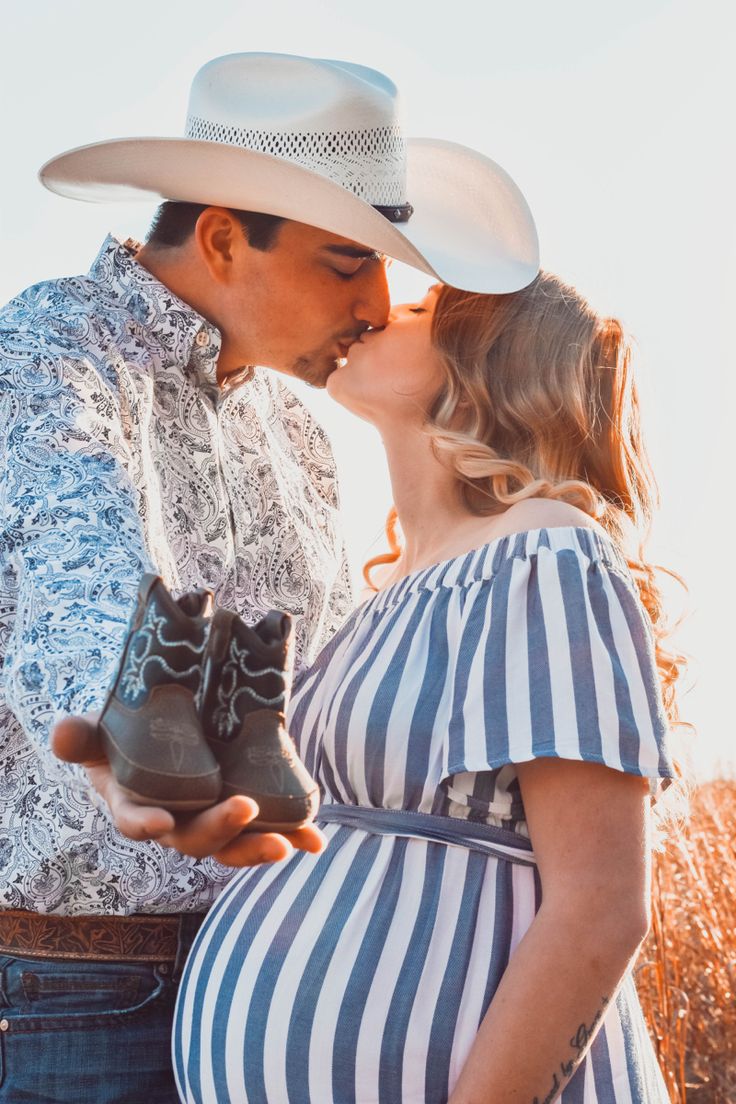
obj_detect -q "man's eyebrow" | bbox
[321,245,383,260]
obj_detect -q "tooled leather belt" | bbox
[0,909,205,961]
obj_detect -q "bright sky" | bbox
[1,0,733,779]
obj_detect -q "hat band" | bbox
[373,203,414,223]
[186,115,409,207]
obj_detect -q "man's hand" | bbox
[52,713,326,866]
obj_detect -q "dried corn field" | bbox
[635,779,736,1103]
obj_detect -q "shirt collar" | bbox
[89,234,223,390]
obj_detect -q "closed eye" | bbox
[325,250,385,281]
[410,307,428,314]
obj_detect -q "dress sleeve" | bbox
[0,346,153,777]
[443,537,676,793]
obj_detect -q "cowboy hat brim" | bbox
[39,136,539,294]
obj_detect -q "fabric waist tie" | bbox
[317,804,536,867]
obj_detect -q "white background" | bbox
[1,0,733,777]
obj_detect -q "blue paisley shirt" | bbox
[0,235,352,916]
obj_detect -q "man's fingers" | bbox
[157,795,263,859]
[213,832,294,867]
[106,793,178,840]
[52,712,104,765]
[281,824,327,854]
[213,821,327,867]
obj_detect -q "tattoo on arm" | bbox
[532,996,610,1104]
[533,1072,560,1104]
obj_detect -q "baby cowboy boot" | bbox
[99,574,222,811]
[200,608,320,832]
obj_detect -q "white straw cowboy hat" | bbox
[40,52,539,294]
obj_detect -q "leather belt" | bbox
[0,909,205,962]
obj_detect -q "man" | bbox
[0,52,538,1101]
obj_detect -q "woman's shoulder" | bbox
[474,498,626,578]
[488,497,606,541]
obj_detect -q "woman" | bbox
[173,273,684,1103]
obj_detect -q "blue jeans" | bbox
[0,953,184,1103]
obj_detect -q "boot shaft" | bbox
[200,608,294,745]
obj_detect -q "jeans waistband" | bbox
[0,909,206,963]
[317,804,536,867]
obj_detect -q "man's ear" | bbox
[194,207,243,285]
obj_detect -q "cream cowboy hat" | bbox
[39,52,539,294]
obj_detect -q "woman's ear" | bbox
[449,395,475,426]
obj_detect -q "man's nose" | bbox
[353,263,391,329]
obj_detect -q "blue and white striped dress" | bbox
[174,527,675,1104]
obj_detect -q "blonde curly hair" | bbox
[364,273,687,739]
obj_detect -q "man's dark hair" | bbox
[145,201,286,251]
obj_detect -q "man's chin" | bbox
[290,355,341,389]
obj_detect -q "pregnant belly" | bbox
[173,825,526,1104]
